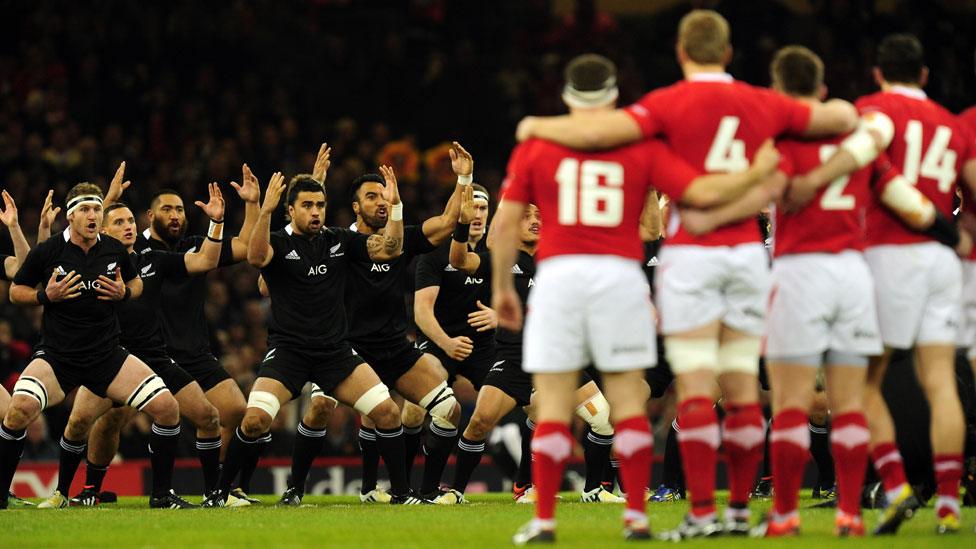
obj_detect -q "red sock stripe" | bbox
[530,422,572,521]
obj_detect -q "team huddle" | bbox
[0,7,974,545]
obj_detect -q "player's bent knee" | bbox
[65,415,95,440]
[666,337,720,375]
[246,390,281,421]
[419,381,458,430]
[367,400,400,429]
[466,413,496,440]
[5,396,40,429]
[354,383,391,417]
[127,374,171,412]
[574,392,613,436]
[241,410,272,437]
[717,338,761,374]
[12,375,48,412]
[401,401,427,427]
[192,403,221,433]
[144,391,180,424]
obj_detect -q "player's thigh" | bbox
[15,358,67,411]
[205,378,247,412]
[395,354,449,404]
[173,381,219,428]
[721,243,770,336]
[917,246,963,346]
[332,363,387,410]
[105,354,167,405]
[67,386,115,433]
[824,364,866,415]
[865,245,928,349]
[468,386,518,436]
[586,262,657,372]
[656,245,725,334]
[599,370,647,420]
[914,343,958,398]
[764,255,834,359]
[532,371,581,422]
[766,361,818,412]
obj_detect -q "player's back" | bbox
[857,88,972,246]
[502,138,661,263]
[625,74,811,246]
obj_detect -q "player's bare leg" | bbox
[0,360,67,509]
[41,388,113,508]
[205,378,248,475]
[170,383,222,494]
[448,385,518,501]
[76,406,136,505]
[823,363,869,537]
[915,344,966,532]
[864,348,920,534]
[512,371,578,545]
[278,392,337,505]
[600,369,655,540]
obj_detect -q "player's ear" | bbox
[919,66,929,88]
[872,67,884,88]
[722,45,732,66]
[675,41,686,64]
[351,201,360,215]
[818,84,828,101]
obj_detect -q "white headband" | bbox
[66,195,103,215]
[562,73,619,109]
[472,190,490,203]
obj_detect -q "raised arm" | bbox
[102,161,130,208]
[516,110,642,150]
[248,172,285,269]
[490,199,527,331]
[422,142,472,245]
[679,139,781,208]
[448,185,482,274]
[184,183,226,274]
[37,190,61,243]
[802,99,859,138]
[229,164,261,262]
[680,172,788,236]
[0,190,30,279]
[365,165,404,262]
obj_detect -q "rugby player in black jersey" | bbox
[277,143,466,505]
[0,183,185,509]
[207,166,425,506]
[36,182,228,508]
[103,162,262,505]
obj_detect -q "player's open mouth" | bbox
[529,225,539,234]
[376,208,387,218]
[87,222,97,230]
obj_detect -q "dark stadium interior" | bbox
[1,0,975,467]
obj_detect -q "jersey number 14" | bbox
[555,158,624,227]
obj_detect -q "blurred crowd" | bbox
[1,0,974,460]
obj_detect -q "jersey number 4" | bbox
[555,158,623,227]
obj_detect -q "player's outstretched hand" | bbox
[379,165,401,206]
[39,190,61,233]
[104,161,131,205]
[260,172,286,214]
[0,190,19,227]
[679,208,718,236]
[459,185,476,224]
[750,139,780,178]
[312,143,331,184]
[96,268,127,301]
[493,288,523,331]
[230,164,261,204]
[194,182,226,221]
[45,269,82,302]
[467,300,497,332]
[449,141,473,176]
[443,336,474,361]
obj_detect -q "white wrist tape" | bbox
[207,219,224,240]
[880,175,936,228]
[860,110,895,149]
[457,174,473,185]
[390,203,403,222]
[839,128,879,168]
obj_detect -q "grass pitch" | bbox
[1,492,973,548]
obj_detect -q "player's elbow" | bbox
[680,184,721,209]
[809,100,858,136]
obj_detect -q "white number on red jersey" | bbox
[818,144,855,211]
[903,120,957,193]
[704,116,749,172]
[554,158,624,227]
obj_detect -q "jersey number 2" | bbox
[555,158,623,227]
[818,144,855,210]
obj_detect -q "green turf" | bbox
[1,492,973,548]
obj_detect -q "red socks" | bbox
[829,412,869,517]
[677,397,719,518]
[722,403,765,508]
[770,408,809,516]
[933,454,963,519]
[871,441,908,494]
[531,422,573,521]
[614,416,653,515]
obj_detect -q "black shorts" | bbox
[485,343,593,407]
[32,346,129,398]
[416,337,495,390]
[133,348,195,394]
[350,337,424,390]
[258,343,366,398]
[178,354,232,392]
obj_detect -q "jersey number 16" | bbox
[555,158,624,227]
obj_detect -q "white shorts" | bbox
[957,260,976,359]
[523,255,657,374]
[765,251,883,360]
[864,243,962,349]
[655,243,769,336]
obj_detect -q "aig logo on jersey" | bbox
[370,263,391,272]
[465,277,483,285]
[308,265,328,276]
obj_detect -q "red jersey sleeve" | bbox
[776,140,797,178]
[500,141,533,204]
[623,91,663,138]
[642,140,699,201]
[761,88,812,136]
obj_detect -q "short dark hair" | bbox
[287,174,326,206]
[150,188,182,209]
[877,33,925,84]
[104,202,132,218]
[66,182,103,202]
[564,54,617,93]
[349,173,385,205]
[771,46,824,97]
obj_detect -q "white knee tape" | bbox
[247,390,281,419]
[419,382,458,430]
[718,338,761,374]
[353,384,391,416]
[126,375,170,411]
[665,338,719,375]
[574,392,613,436]
[13,376,48,410]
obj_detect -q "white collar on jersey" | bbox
[142,228,151,239]
[687,72,734,83]
[285,224,294,235]
[888,85,927,100]
[63,227,100,242]
[349,222,358,231]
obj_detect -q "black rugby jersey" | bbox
[14,229,137,359]
[490,249,535,345]
[415,239,493,346]
[345,225,436,345]
[262,225,369,348]
[118,249,188,353]
[135,231,234,362]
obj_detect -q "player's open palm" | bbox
[459,185,476,224]
[104,161,131,204]
[379,165,400,205]
[449,141,473,176]
[261,172,286,214]
[96,268,127,301]
[40,190,61,233]
[230,164,261,204]
[443,336,473,361]
[468,300,497,332]
[45,269,82,302]
[0,190,19,227]
[195,182,226,221]
[493,288,523,331]
[312,143,331,184]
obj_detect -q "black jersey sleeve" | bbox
[406,224,437,256]
[13,240,53,287]
[340,228,371,262]
[262,231,290,275]
[414,249,444,290]
[157,250,190,279]
[115,244,138,282]
[474,250,492,280]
